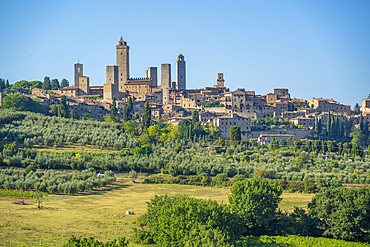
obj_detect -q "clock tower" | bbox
[74,63,83,87]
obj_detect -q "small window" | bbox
[121,52,122,55]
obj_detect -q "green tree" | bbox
[141,102,151,130]
[42,76,51,90]
[135,194,242,246]
[50,79,60,90]
[308,187,370,242]
[351,128,364,148]
[327,111,331,136]
[229,178,283,235]
[61,79,69,88]
[0,79,5,90]
[5,80,10,88]
[230,126,241,141]
[2,94,50,115]
[122,105,129,122]
[127,97,133,119]
[58,95,69,118]
[354,103,360,112]
[111,97,118,122]
[70,110,79,120]
[128,170,138,183]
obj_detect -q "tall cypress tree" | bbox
[314,117,319,135]
[127,97,133,119]
[111,97,118,122]
[360,114,364,131]
[318,118,322,135]
[141,102,151,130]
[327,111,331,136]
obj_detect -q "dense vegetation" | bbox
[0,168,115,195]
[134,178,370,246]
[62,235,128,247]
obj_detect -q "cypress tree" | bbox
[327,111,331,136]
[111,97,118,122]
[141,102,151,130]
[314,117,319,135]
[360,114,364,131]
[5,80,10,88]
[364,118,369,146]
[318,118,322,135]
[127,97,133,119]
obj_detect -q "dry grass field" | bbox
[0,179,314,246]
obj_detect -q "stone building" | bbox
[103,65,119,100]
[212,113,251,139]
[176,54,186,90]
[307,98,351,114]
[78,76,90,95]
[116,36,130,91]
[217,73,225,87]
[74,63,83,87]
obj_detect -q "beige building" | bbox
[307,98,351,114]
[290,116,315,128]
[212,113,251,139]
[360,99,370,114]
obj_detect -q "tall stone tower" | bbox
[74,63,83,87]
[148,67,158,87]
[104,65,119,101]
[116,36,130,92]
[217,73,225,87]
[176,54,186,90]
[161,63,171,89]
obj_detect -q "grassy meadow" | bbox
[0,179,314,246]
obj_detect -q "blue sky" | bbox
[1,0,369,108]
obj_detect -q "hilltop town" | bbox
[2,36,369,142]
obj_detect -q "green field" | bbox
[0,179,314,246]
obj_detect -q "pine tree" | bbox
[61,79,69,88]
[141,102,151,130]
[50,79,60,90]
[42,76,51,90]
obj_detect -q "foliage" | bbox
[141,102,151,130]
[229,178,283,235]
[240,235,370,247]
[62,235,128,247]
[0,189,47,199]
[134,194,242,246]
[0,168,115,195]
[230,126,241,141]
[309,186,370,242]
[205,100,225,107]
[2,94,50,115]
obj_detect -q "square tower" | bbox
[161,63,171,89]
[116,36,130,92]
[148,67,158,87]
[74,63,83,87]
[104,65,119,100]
[176,54,186,90]
[217,73,225,87]
[79,76,90,95]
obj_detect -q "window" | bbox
[121,52,122,54]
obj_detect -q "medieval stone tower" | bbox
[217,73,225,86]
[161,63,171,89]
[116,36,130,92]
[176,54,186,90]
[104,65,119,101]
[148,67,158,87]
[74,63,83,87]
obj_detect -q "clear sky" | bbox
[1,0,369,108]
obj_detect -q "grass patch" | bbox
[0,179,313,246]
